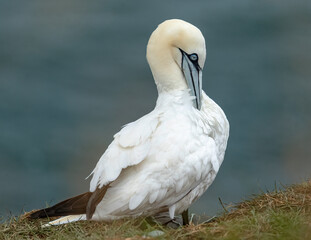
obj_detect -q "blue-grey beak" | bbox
[180,50,202,110]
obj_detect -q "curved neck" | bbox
[147,34,187,94]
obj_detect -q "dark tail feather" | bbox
[28,185,110,220]
[28,192,92,219]
[86,185,109,219]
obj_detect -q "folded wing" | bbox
[89,111,160,192]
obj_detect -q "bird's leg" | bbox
[182,209,189,225]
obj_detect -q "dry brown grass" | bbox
[1,180,311,239]
[220,180,311,221]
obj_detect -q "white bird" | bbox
[29,19,229,226]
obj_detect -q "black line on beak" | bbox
[180,48,201,109]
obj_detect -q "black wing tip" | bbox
[31,208,55,219]
[25,191,93,220]
[24,189,109,220]
[23,208,52,219]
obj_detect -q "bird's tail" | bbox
[26,185,110,226]
[27,192,92,219]
[42,214,87,227]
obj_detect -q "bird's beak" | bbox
[181,51,202,110]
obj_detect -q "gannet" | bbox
[29,19,229,226]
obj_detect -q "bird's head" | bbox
[147,19,206,109]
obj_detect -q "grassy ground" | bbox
[1,180,311,239]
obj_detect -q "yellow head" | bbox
[147,19,206,109]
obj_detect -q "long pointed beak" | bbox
[181,51,202,110]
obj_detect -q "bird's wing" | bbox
[91,107,221,218]
[101,131,219,219]
[89,110,160,192]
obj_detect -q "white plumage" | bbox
[41,19,229,226]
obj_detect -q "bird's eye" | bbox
[189,53,198,62]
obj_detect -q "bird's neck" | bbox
[147,36,188,93]
[155,89,195,110]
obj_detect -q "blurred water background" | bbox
[1,0,311,218]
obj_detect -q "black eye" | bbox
[189,53,198,62]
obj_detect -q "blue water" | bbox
[1,0,311,218]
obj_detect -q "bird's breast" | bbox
[145,107,217,180]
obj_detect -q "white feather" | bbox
[129,192,148,210]
[175,178,184,193]
[169,204,176,219]
[43,214,86,227]
[149,190,159,204]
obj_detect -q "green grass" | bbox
[1,180,311,239]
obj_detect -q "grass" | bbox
[1,180,311,239]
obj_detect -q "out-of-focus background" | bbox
[1,0,311,218]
